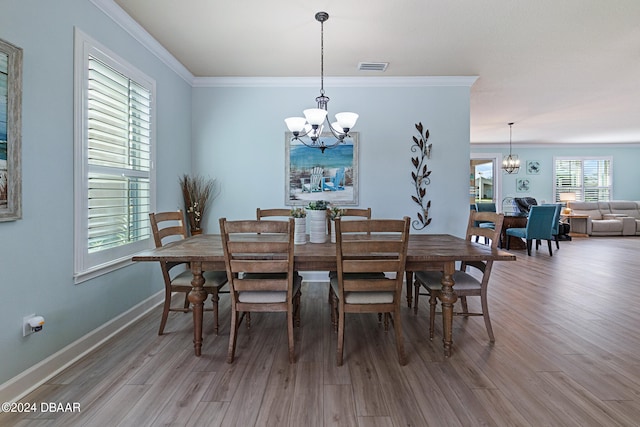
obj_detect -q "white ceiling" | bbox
[112,0,640,145]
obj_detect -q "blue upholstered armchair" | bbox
[505,205,559,256]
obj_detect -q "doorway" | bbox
[470,153,502,212]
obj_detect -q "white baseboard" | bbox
[0,291,164,404]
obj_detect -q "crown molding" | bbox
[90,0,194,84]
[192,75,478,88]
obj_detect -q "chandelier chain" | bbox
[320,18,325,96]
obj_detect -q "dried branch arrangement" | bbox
[179,174,216,234]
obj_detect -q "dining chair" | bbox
[474,202,497,244]
[149,210,228,335]
[413,210,504,342]
[256,208,292,220]
[327,207,372,237]
[505,204,558,256]
[329,217,410,366]
[327,208,384,301]
[546,203,563,250]
[219,217,302,363]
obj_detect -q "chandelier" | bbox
[284,12,358,153]
[502,122,520,174]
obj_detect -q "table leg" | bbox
[188,262,207,357]
[405,271,414,308]
[439,261,457,357]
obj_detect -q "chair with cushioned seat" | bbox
[219,217,302,363]
[327,208,384,301]
[329,217,410,366]
[475,202,497,244]
[506,205,558,256]
[149,210,228,335]
[545,203,563,250]
[413,210,504,342]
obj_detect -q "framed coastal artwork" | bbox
[284,132,359,206]
[516,178,531,193]
[526,160,541,175]
[0,38,23,221]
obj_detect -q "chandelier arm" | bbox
[324,116,347,141]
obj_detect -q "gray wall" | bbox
[0,0,192,384]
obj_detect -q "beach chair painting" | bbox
[323,167,345,191]
[301,167,324,193]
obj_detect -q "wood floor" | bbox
[3,237,640,426]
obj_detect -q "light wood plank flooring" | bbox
[3,236,640,426]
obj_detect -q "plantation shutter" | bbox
[555,157,612,202]
[86,55,151,253]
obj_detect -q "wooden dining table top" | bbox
[133,232,516,270]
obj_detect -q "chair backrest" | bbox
[525,205,558,240]
[332,168,345,188]
[475,202,496,213]
[466,211,504,249]
[309,168,324,192]
[464,211,504,289]
[542,203,562,235]
[334,217,410,297]
[256,208,291,220]
[149,210,188,248]
[328,207,372,235]
[219,218,295,294]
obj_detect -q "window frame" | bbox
[73,28,156,283]
[553,156,612,203]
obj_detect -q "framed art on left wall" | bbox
[0,38,23,221]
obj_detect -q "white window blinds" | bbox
[554,157,612,202]
[74,29,155,282]
[87,56,151,253]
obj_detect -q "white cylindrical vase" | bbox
[294,217,306,245]
[307,209,327,243]
[330,219,336,243]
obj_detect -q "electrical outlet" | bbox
[23,314,36,337]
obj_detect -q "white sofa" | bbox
[569,201,640,236]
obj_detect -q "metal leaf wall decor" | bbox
[410,122,432,230]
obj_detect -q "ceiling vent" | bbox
[358,62,389,72]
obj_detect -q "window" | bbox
[554,157,612,202]
[74,29,155,283]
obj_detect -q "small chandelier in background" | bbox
[285,12,358,153]
[502,122,520,174]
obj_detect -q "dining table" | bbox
[132,233,515,358]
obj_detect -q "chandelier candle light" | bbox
[285,12,358,153]
[502,122,520,174]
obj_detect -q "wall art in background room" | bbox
[526,160,541,175]
[0,38,23,221]
[516,178,530,193]
[285,132,359,206]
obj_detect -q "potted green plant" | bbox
[178,174,216,235]
[306,200,329,243]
